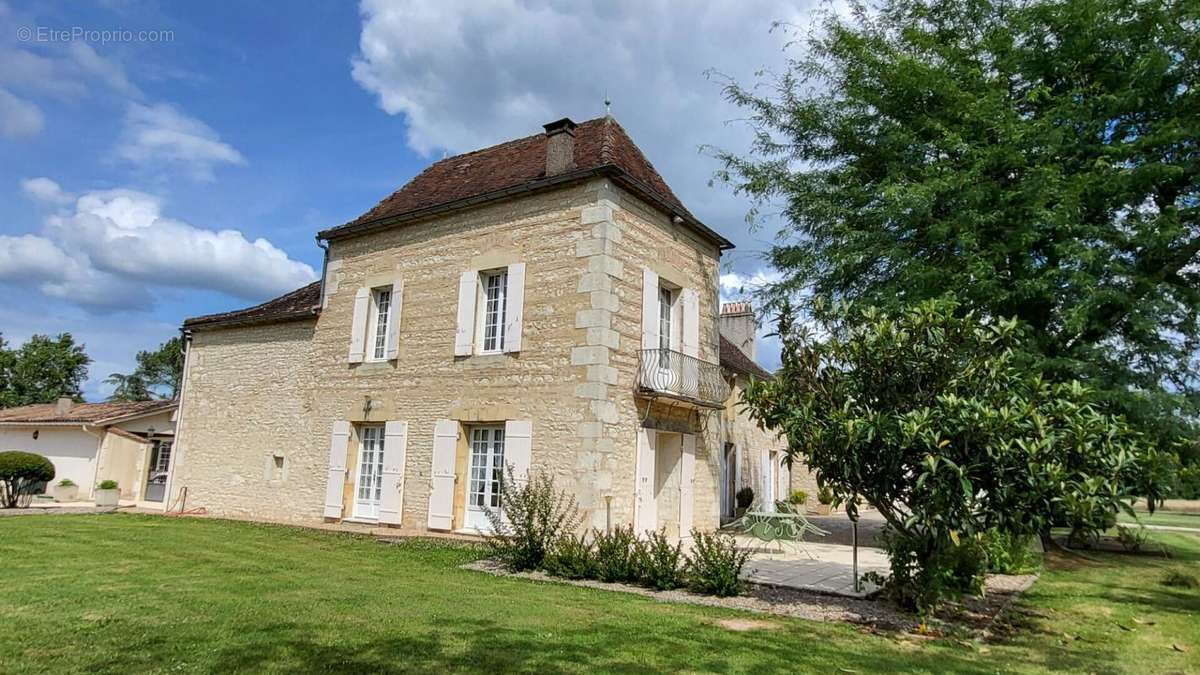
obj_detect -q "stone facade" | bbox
[173,176,814,533]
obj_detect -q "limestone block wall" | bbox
[173,320,320,523]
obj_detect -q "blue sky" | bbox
[1,0,813,400]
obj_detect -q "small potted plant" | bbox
[788,490,808,506]
[51,478,78,503]
[734,486,754,518]
[810,486,834,515]
[94,479,120,508]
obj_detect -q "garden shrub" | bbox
[685,530,750,597]
[1116,524,1150,553]
[636,530,685,591]
[97,479,118,490]
[592,525,640,583]
[787,490,807,505]
[542,533,596,580]
[982,530,1041,575]
[0,451,55,508]
[816,486,833,506]
[482,467,582,572]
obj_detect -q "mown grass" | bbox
[1118,509,1200,530]
[0,514,1196,673]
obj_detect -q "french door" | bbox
[353,426,385,520]
[464,426,505,531]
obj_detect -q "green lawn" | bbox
[0,515,1196,673]
[1119,510,1200,530]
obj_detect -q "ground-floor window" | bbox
[465,426,505,530]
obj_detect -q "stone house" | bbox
[171,116,816,536]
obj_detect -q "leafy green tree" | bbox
[105,337,184,401]
[714,0,1199,453]
[0,334,91,408]
[103,372,151,402]
[742,299,1165,611]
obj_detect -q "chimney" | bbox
[54,397,75,416]
[719,302,757,361]
[543,117,577,176]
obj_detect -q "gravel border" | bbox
[462,559,1038,634]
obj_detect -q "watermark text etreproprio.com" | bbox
[16,25,174,44]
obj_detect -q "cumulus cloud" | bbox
[0,87,43,138]
[0,183,316,311]
[350,0,814,256]
[20,177,75,205]
[116,103,247,179]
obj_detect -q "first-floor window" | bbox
[468,426,505,509]
[479,271,508,353]
[369,287,392,360]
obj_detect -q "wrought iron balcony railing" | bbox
[636,348,730,408]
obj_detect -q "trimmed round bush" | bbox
[0,451,55,508]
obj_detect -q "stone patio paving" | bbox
[736,538,890,597]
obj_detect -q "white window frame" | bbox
[465,425,505,530]
[353,425,386,520]
[476,270,508,355]
[366,286,393,362]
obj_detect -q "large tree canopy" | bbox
[105,337,184,402]
[0,333,91,408]
[716,0,1199,448]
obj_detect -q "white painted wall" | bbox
[0,427,100,497]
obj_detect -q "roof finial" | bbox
[604,90,611,117]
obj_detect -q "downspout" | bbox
[316,237,330,309]
[162,328,193,512]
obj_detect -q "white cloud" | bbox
[116,103,246,179]
[719,269,784,299]
[68,42,142,98]
[0,86,43,138]
[350,0,813,256]
[0,183,316,311]
[20,177,75,205]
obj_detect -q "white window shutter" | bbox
[348,288,369,363]
[427,419,458,530]
[503,419,532,486]
[503,263,525,353]
[323,421,350,518]
[681,288,699,358]
[778,455,790,503]
[385,279,403,361]
[454,271,477,356]
[641,267,658,350]
[378,420,408,525]
[734,443,742,490]
[679,433,696,537]
[635,428,657,533]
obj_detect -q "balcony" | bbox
[636,348,730,409]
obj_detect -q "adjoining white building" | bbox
[0,399,177,504]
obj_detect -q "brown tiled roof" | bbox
[0,399,176,425]
[318,117,731,248]
[719,334,772,380]
[184,281,322,330]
